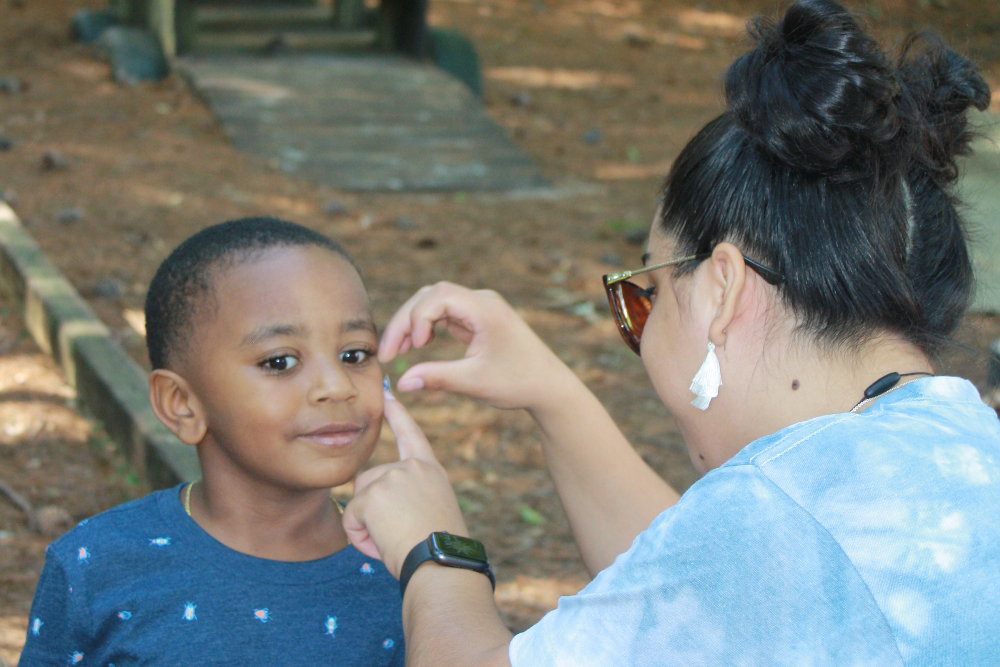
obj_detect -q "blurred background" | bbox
[1,0,998,661]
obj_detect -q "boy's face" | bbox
[180,245,383,491]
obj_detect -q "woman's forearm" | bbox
[529,365,680,575]
[402,566,512,667]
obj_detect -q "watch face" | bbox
[431,532,488,563]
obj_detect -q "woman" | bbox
[343,1,1000,664]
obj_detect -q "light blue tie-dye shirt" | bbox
[510,376,1000,666]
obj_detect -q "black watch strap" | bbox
[398,537,433,599]
[398,533,496,599]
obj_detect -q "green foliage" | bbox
[606,218,645,233]
[457,496,485,514]
[517,504,546,525]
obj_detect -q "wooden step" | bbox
[195,5,334,30]
[193,29,376,53]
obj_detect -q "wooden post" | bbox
[376,0,426,54]
[335,0,365,29]
[146,0,176,57]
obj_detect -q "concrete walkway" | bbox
[177,54,546,191]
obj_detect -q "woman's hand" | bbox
[345,387,515,667]
[343,387,469,577]
[377,282,574,412]
[377,282,679,575]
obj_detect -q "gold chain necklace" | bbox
[183,481,344,517]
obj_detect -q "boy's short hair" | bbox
[144,216,354,370]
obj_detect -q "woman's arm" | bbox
[377,283,679,574]
[344,393,513,667]
[403,567,512,667]
[528,363,680,573]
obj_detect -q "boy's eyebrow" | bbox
[240,319,376,346]
[240,324,306,347]
[342,318,377,334]
[641,253,651,266]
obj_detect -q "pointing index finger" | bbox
[383,383,437,463]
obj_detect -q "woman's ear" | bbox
[706,242,747,347]
[149,370,208,446]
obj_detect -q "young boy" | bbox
[20,217,403,665]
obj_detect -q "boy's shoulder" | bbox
[46,486,178,562]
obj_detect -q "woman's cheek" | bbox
[643,303,701,415]
[642,313,679,407]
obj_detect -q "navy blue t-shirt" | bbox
[20,485,404,666]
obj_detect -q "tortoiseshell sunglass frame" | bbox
[602,253,784,355]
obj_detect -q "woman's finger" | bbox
[342,502,383,562]
[345,459,468,576]
[397,358,480,395]
[343,487,407,565]
[378,284,435,362]
[383,387,438,463]
[353,460,397,495]
[405,289,478,350]
[379,283,482,362]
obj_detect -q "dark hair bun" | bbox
[725,0,901,181]
[896,33,989,344]
[898,32,991,186]
[661,0,990,356]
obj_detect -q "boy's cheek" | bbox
[362,367,385,416]
[359,414,385,463]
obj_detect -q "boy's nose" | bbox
[306,357,358,404]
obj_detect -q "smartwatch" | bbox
[399,532,495,599]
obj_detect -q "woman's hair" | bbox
[659,0,990,355]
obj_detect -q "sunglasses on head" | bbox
[602,252,785,355]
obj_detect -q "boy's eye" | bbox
[339,349,371,365]
[261,355,299,373]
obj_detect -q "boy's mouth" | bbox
[299,423,365,447]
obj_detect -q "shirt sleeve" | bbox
[509,465,905,667]
[18,549,81,665]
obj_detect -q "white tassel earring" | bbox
[689,341,722,410]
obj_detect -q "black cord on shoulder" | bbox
[861,371,934,401]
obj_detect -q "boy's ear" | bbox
[149,370,207,446]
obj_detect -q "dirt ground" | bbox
[0,299,144,664]
[2,0,1000,661]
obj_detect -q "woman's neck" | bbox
[703,332,934,469]
[779,335,933,415]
